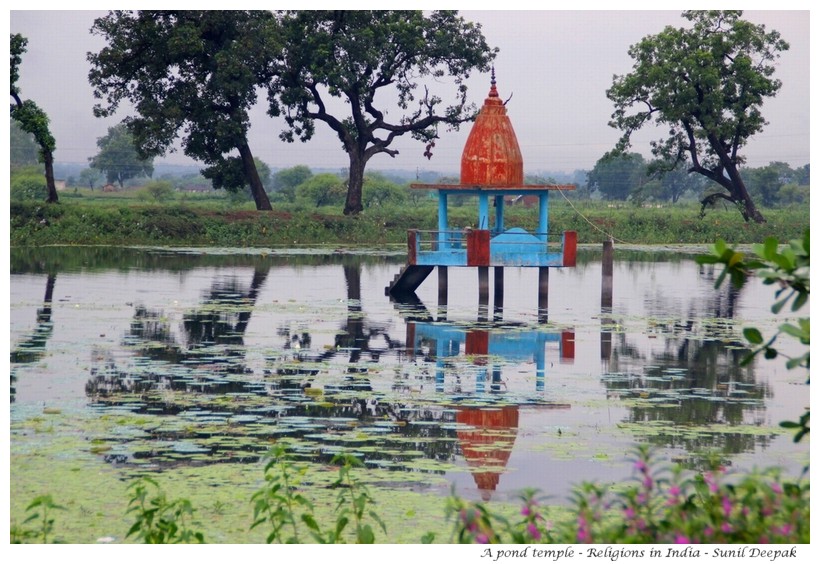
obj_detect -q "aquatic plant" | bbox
[250,445,386,544]
[250,444,315,543]
[9,495,65,544]
[125,476,205,544]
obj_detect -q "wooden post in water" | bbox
[493,267,504,310]
[600,239,614,368]
[438,266,448,308]
[601,239,613,310]
[538,267,549,322]
[478,266,490,319]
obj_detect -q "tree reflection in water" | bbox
[10,274,56,403]
[42,252,783,492]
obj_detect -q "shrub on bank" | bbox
[10,200,809,247]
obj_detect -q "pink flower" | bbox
[577,516,590,543]
[668,485,681,496]
[527,522,541,540]
[775,524,792,537]
[675,534,690,544]
[520,506,531,517]
[721,522,732,533]
[722,496,732,516]
[476,533,489,544]
[624,507,636,519]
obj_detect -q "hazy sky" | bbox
[7,7,812,175]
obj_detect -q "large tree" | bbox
[587,152,648,201]
[10,33,59,203]
[88,10,279,210]
[89,123,154,187]
[606,11,789,223]
[268,10,496,215]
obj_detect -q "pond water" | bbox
[9,246,809,506]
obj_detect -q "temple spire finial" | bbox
[489,66,498,98]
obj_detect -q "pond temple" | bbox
[385,72,577,312]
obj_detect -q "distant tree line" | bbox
[585,152,809,208]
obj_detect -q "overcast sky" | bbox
[7,7,812,175]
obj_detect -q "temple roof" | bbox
[410,71,575,193]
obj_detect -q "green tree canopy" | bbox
[362,172,407,208]
[296,173,347,208]
[89,123,154,188]
[10,119,40,167]
[268,10,497,215]
[587,152,647,201]
[10,33,58,203]
[272,165,313,202]
[745,161,795,207]
[78,167,104,190]
[10,165,49,201]
[643,161,707,203]
[606,11,789,223]
[88,11,279,210]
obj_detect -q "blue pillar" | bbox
[438,191,448,249]
[494,194,504,234]
[436,335,448,392]
[475,367,486,393]
[478,193,489,230]
[538,192,549,242]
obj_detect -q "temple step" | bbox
[385,265,434,297]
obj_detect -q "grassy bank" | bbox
[10,196,809,247]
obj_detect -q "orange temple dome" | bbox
[460,71,524,187]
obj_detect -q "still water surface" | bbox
[9,246,808,504]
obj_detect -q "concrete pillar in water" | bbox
[538,267,549,322]
[602,239,614,310]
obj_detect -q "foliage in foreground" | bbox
[443,446,808,544]
[250,445,385,544]
[11,445,808,544]
[125,476,205,544]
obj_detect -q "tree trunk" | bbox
[725,162,766,224]
[707,134,766,224]
[344,151,366,215]
[43,148,58,203]
[238,142,272,211]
